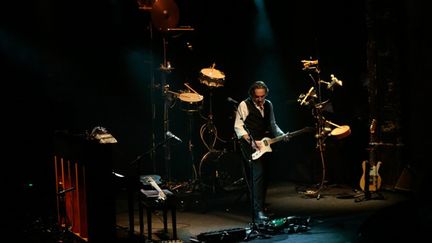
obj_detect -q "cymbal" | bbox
[151,0,180,33]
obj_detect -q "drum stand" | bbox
[310,102,328,200]
[200,88,226,152]
[298,61,328,200]
[198,64,226,153]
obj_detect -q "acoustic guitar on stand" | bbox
[251,127,314,160]
[359,119,382,192]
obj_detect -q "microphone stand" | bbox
[234,102,270,240]
[243,124,271,240]
[130,137,174,168]
[127,136,174,235]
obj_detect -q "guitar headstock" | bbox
[370,119,377,134]
[369,118,378,144]
[140,174,162,186]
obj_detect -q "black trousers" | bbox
[239,139,269,215]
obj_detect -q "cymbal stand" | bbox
[186,110,199,183]
[160,36,175,181]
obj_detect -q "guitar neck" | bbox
[269,133,287,144]
[270,129,306,144]
[149,181,163,193]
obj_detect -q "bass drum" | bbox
[199,150,246,192]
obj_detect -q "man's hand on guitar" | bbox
[283,132,290,142]
[243,135,262,151]
[253,140,263,151]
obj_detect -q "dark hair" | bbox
[248,80,269,97]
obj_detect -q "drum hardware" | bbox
[301,59,320,73]
[141,0,195,183]
[297,59,350,200]
[319,74,343,91]
[199,90,225,151]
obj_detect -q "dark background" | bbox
[1,0,430,225]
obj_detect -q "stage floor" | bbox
[18,180,427,242]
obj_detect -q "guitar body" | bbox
[359,160,382,192]
[251,137,273,160]
[250,127,314,160]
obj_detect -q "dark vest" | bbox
[244,98,271,140]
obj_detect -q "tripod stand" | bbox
[199,88,223,151]
[241,125,271,240]
[198,64,226,152]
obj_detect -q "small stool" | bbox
[139,189,177,242]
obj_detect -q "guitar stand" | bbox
[354,191,385,202]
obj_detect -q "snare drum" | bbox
[178,92,203,112]
[199,67,225,88]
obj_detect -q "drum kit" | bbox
[163,63,238,191]
[138,0,239,191]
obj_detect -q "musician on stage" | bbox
[234,80,288,222]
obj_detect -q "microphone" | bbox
[166,131,182,143]
[227,97,239,104]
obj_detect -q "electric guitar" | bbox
[251,127,314,160]
[359,119,382,192]
[140,175,167,201]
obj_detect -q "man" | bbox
[234,80,288,222]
